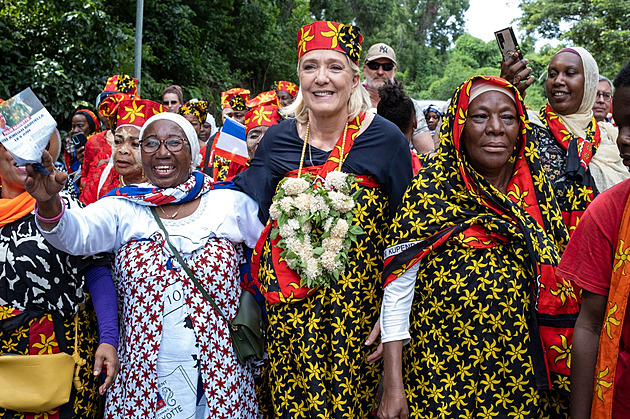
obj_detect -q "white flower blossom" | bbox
[282,177,310,196]
[288,218,300,231]
[323,218,333,232]
[301,221,312,234]
[269,203,281,220]
[280,197,294,213]
[329,191,354,213]
[285,237,301,252]
[324,171,348,191]
[304,257,321,279]
[320,250,340,271]
[294,193,312,216]
[322,237,343,253]
[279,223,296,238]
[310,195,329,216]
[330,219,349,239]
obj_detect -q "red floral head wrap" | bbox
[99,95,165,129]
[73,109,100,133]
[297,21,363,65]
[221,88,251,109]
[273,81,298,98]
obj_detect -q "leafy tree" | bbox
[519,0,630,78]
[0,0,132,130]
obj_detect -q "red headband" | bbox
[297,21,363,65]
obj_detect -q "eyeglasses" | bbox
[163,100,179,106]
[366,62,395,71]
[141,137,189,153]
[596,91,613,102]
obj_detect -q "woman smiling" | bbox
[510,47,629,235]
[25,112,264,418]
[234,20,413,418]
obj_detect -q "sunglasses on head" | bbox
[366,62,395,71]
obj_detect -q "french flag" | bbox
[213,117,248,166]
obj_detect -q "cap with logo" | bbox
[364,43,397,66]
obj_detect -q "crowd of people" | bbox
[1,17,630,419]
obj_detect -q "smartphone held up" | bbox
[495,27,523,62]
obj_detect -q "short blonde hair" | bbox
[282,55,370,125]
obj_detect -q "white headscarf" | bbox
[554,47,598,138]
[139,112,201,169]
[529,47,629,191]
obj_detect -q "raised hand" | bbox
[24,150,68,203]
[500,52,535,98]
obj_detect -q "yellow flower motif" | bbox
[603,302,622,339]
[122,101,145,124]
[594,367,613,401]
[252,108,273,125]
[506,183,530,209]
[32,333,59,354]
[34,409,58,419]
[320,21,341,49]
[0,305,16,320]
[298,26,314,55]
[613,239,630,274]
[549,333,572,368]
[549,278,576,306]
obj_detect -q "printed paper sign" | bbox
[0,88,57,173]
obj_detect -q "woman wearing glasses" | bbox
[79,96,159,205]
[25,112,264,418]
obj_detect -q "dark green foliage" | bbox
[4,0,623,133]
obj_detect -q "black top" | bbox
[234,114,413,222]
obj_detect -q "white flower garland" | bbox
[269,171,364,288]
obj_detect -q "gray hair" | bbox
[598,74,614,93]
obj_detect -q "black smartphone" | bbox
[494,27,523,61]
[71,132,88,148]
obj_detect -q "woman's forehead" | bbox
[143,119,185,137]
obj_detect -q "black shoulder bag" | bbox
[151,207,264,365]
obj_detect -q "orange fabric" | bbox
[591,196,630,418]
[0,191,35,226]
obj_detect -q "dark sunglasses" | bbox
[366,62,395,71]
[163,100,179,106]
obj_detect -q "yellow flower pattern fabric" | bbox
[264,184,388,418]
[536,104,599,235]
[591,197,630,418]
[383,76,578,417]
[0,305,99,418]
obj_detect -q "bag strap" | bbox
[150,207,235,330]
[71,310,86,391]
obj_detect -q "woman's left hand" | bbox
[366,317,383,364]
[24,150,67,202]
[94,342,120,395]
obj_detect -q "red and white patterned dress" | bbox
[39,189,263,419]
